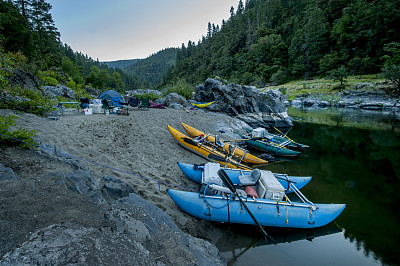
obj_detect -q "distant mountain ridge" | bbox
[102,48,177,88]
[102,59,141,70]
[124,48,178,87]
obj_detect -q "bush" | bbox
[131,93,160,101]
[37,69,64,86]
[165,79,193,99]
[0,87,55,116]
[271,68,289,85]
[0,114,37,148]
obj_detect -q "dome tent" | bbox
[98,90,125,103]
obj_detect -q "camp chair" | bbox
[111,97,122,107]
[129,97,140,109]
[79,98,89,109]
[102,99,114,114]
[117,99,129,115]
[139,98,149,110]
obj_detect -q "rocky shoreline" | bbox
[0,143,224,265]
[288,85,400,112]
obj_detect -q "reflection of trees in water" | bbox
[218,223,342,265]
[289,107,400,132]
[290,121,400,266]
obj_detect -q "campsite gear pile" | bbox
[167,122,345,236]
[74,90,166,116]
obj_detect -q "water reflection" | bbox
[219,108,400,266]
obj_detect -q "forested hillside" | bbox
[124,48,177,87]
[164,0,400,87]
[103,59,141,70]
[0,0,143,94]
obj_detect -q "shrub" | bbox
[0,87,55,116]
[37,70,64,86]
[0,114,37,148]
[165,79,193,99]
[132,93,160,101]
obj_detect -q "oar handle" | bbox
[273,127,305,151]
[273,127,294,142]
[217,169,276,243]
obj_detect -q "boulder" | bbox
[42,85,76,99]
[317,101,330,107]
[169,103,184,110]
[126,89,163,97]
[102,175,135,200]
[162,93,188,107]
[303,99,315,107]
[291,99,303,107]
[0,163,19,181]
[6,69,39,91]
[193,78,293,128]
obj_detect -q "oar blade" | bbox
[182,137,198,147]
[208,153,227,162]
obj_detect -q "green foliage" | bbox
[271,68,289,85]
[0,114,37,148]
[164,0,400,86]
[74,84,90,99]
[124,48,178,88]
[37,69,65,86]
[382,65,400,94]
[61,56,83,84]
[0,86,55,116]
[132,93,160,101]
[325,65,349,90]
[165,79,193,99]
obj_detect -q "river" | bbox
[218,107,400,266]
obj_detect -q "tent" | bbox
[98,90,125,103]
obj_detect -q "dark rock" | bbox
[317,101,330,107]
[126,89,163,97]
[66,169,98,195]
[0,223,156,265]
[42,85,76,99]
[291,86,399,112]
[157,93,187,107]
[291,99,302,107]
[84,87,101,97]
[0,163,19,181]
[169,103,184,110]
[303,99,315,107]
[102,175,134,200]
[194,78,293,128]
[6,69,39,91]
[0,149,225,265]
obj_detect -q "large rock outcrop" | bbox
[0,146,224,266]
[194,78,293,128]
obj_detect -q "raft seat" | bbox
[239,169,261,185]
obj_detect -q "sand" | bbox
[0,107,250,241]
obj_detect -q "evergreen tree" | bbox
[0,1,34,58]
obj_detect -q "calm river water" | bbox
[218,107,400,266]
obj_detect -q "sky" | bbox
[47,0,239,62]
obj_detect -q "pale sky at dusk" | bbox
[47,0,239,61]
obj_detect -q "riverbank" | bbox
[0,108,252,265]
[262,76,400,111]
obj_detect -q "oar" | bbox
[217,169,276,243]
[208,154,253,170]
[273,127,305,151]
[226,137,263,142]
[182,137,199,146]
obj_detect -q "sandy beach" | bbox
[0,107,250,242]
